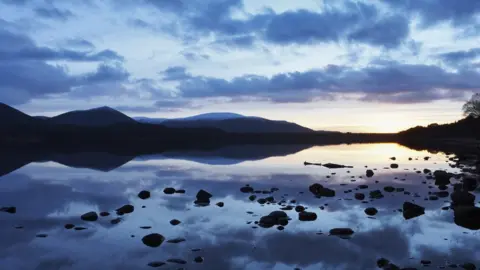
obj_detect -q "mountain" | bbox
[50,106,136,126]
[134,112,245,124]
[0,103,37,126]
[161,117,313,133]
[399,115,480,139]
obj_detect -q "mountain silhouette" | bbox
[135,112,246,124]
[161,117,313,133]
[0,103,39,126]
[49,106,136,126]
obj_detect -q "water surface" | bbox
[0,143,478,270]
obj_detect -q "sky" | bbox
[0,0,479,133]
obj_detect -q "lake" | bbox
[0,143,478,270]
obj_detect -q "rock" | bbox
[355,193,365,200]
[249,195,257,201]
[116,205,134,215]
[99,212,110,217]
[390,164,399,169]
[436,191,449,198]
[463,176,479,191]
[257,198,267,204]
[0,206,16,214]
[240,186,254,193]
[140,226,152,229]
[322,163,352,169]
[280,206,294,210]
[365,207,378,216]
[194,256,204,263]
[423,169,431,174]
[377,258,390,268]
[216,202,224,207]
[277,225,284,231]
[167,259,187,264]
[64,224,75,229]
[167,237,186,243]
[370,190,384,199]
[138,190,151,199]
[142,233,165,247]
[110,218,122,224]
[36,234,48,238]
[74,227,87,231]
[147,261,166,268]
[195,189,212,205]
[81,211,98,222]
[429,195,439,200]
[390,157,396,160]
[421,260,431,265]
[451,191,475,206]
[308,183,335,197]
[434,170,452,186]
[329,228,354,236]
[175,189,186,194]
[170,219,181,226]
[163,187,176,194]
[259,211,289,228]
[453,206,480,230]
[298,211,317,221]
[358,185,368,189]
[461,263,477,270]
[295,205,305,212]
[384,186,395,192]
[403,202,425,220]
[366,170,374,177]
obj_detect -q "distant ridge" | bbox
[0,103,36,125]
[49,106,136,126]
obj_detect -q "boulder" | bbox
[240,186,254,193]
[366,170,374,177]
[163,187,176,194]
[402,202,425,220]
[116,204,134,214]
[355,193,365,200]
[365,207,378,216]
[451,191,475,206]
[329,228,354,237]
[259,211,289,228]
[434,170,452,186]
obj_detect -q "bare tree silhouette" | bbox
[463,93,480,118]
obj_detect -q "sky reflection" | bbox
[0,143,478,270]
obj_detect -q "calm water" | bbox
[0,143,478,270]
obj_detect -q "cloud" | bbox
[381,0,480,29]
[437,48,480,66]
[34,7,74,21]
[0,28,123,62]
[63,38,95,51]
[163,61,480,104]
[181,51,210,61]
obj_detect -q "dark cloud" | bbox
[74,64,129,85]
[166,61,480,103]
[161,66,191,81]
[381,0,480,29]
[0,29,123,62]
[437,48,480,66]
[114,105,160,113]
[347,15,410,48]
[34,7,74,21]
[181,51,210,61]
[64,38,95,50]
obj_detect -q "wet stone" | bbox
[99,212,110,217]
[0,207,16,214]
[365,207,378,216]
[167,258,187,264]
[81,211,98,222]
[163,187,176,194]
[138,190,150,199]
[354,192,365,200]
[142,233,165,248]
[298,211,317,221]
[110,218,122,224]
[295,205,305,212]
[170,219,181,226]
[116,205,134,215]
[329,228,354,237]
[366,170,374,177]
[64,224,75,229]
[147,261,166,268]
[167,238,186,244]
[249,195,257,201]
[240,186,254,193]
[370,190,384,199]
[384,186,395,193]
[216,202,224,207]
[175,189,186,194]
[403,202,425,220]
[194,256,204,263]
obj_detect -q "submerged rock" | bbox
[147,261,166,268]
[167,259,187,264]
[64,224,75,229]
[384,186,395,193]
[167,237,186,244]
[355,193,365,200]
[194,256,204,263]
[240,186,254,193]
[0,207,16,214]
[110,218,122,224]
[403,202,425,220]
[298,211,317,221]
[370,190,384,199]
[81,211,98,222]
[138,190,151,199]
[249,195,257,201]
[99,212,110,217]
[142,233,165,248]
[329,228,354,237]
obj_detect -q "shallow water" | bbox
[0,143,478,270]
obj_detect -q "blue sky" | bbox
[0,0,479,132]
